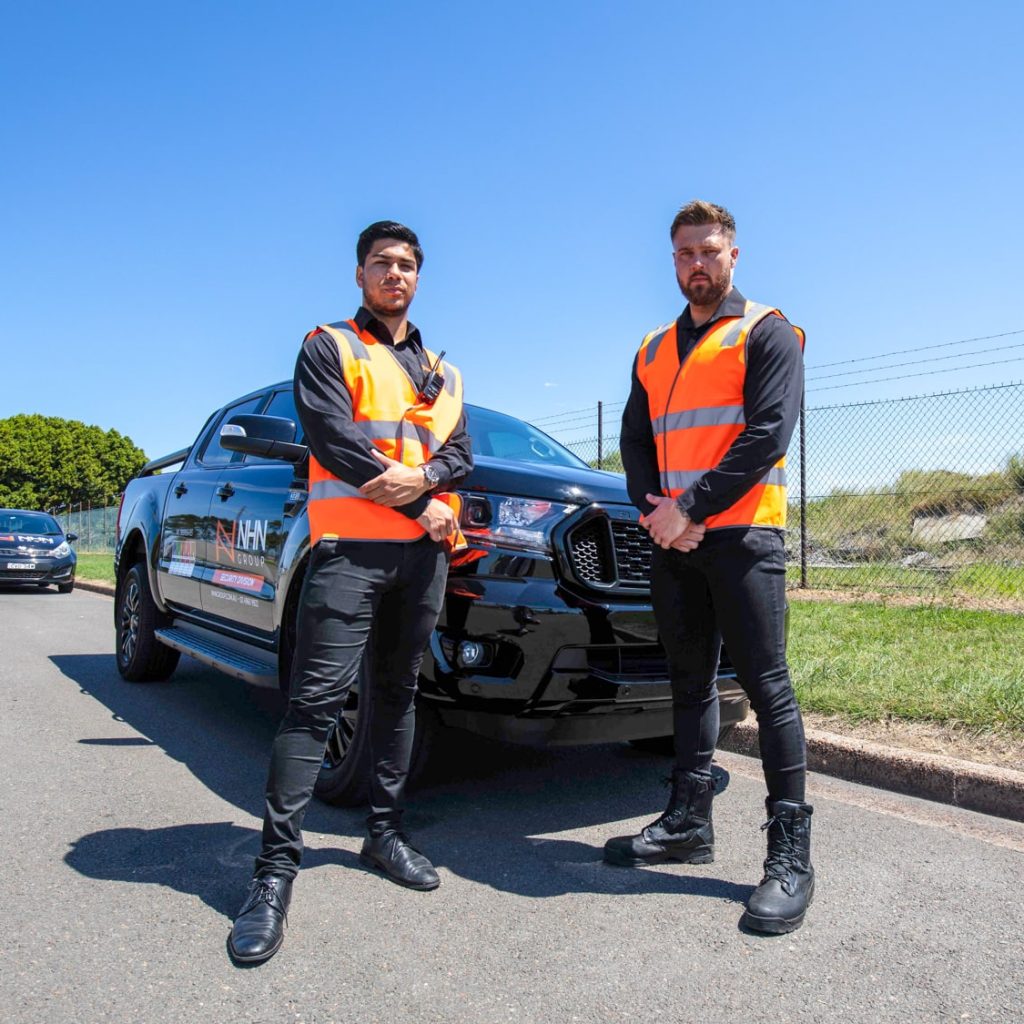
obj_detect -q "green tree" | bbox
[0,414,147,509]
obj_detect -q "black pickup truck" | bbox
[114,382,749,804]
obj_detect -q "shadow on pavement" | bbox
[64,822,354,919]
[54,652,748,909]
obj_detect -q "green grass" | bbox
[788,601,1024,733]
[75,552,115,584]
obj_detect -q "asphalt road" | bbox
[2,587,1023,1024]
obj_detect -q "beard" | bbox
[678,269,731,309]
[364,291,411,320]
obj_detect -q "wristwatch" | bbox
[422,462,441,489]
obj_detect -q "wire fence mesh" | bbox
[543,383,1024,610]
[49,497,122,553]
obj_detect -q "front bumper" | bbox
[422,546,749,746]
[0,554,76,586]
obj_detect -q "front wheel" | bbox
[313,655,372,806]
[58,580,74,594]
[313,658,435,807]
[116,563,180,682]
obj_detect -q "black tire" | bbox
[58,580,74,594]
[313,657,436,808]
[313,656,373,806]
[116,563,180,682]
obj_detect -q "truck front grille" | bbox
[565,512,652,591]
[609,520,652,584]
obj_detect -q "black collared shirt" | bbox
[619,288,804,524]
[294,306,474,521]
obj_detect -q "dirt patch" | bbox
[788,587,1024,614]
[801,711,1024,771]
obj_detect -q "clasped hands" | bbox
[640,493,706,551]
[359,450,455,542]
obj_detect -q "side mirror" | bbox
[220,415,308,463]
[66,532,78,543]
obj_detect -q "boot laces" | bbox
[646,775,697,833]
[759,815,802,896]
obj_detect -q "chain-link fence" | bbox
[539,383,1024,609]
[49,497,122,553]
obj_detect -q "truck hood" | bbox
[465,455,634,507]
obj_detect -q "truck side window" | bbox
[197,395,266,468]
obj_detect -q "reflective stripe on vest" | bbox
[636,300,805,530]
[306,319,465,545]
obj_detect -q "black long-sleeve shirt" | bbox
[294,306,474,521]
[619,288,804,524]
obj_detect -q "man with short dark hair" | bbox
[605,200,815,934]
[228,220,473,964]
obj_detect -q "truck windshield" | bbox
[465,405,589,469]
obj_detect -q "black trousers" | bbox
[254,535,447,880]
[650,526,806,803]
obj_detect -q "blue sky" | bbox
[2,1,1023,463]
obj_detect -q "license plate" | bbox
[6,562,37,570]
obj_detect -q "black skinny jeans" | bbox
[650,526,806,803]
[254,535,447,880]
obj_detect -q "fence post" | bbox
[799,389,807,589]
[597,401,603,469]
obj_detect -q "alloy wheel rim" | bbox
[119,579,140,664]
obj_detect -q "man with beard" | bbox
[604,200,814,934]
[228,221,473,964]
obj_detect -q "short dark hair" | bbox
[356,221,424,270]
[670,200,736,242]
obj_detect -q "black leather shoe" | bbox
[227,875,292,964]
[604,770,715,867]
[740,800,815,934]
[360,830,440,891]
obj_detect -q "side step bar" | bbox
[155,625,279,687]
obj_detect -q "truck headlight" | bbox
[461,494,577,555]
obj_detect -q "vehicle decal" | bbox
[168,538,197,577]
[209,588,259,608]
[211,568,264,593]
[215,518,268,567]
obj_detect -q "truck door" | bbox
[162,394,267,614]
[157,443,221,612]
[201,388,305,636]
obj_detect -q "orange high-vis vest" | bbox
[636,300,805,530]
[306,319,467,548]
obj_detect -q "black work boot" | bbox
[227,874,292,964]
[603,770,715,866]
[360,830,440,891]
[741,799,815,934]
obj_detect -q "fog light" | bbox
[457,640,486,667]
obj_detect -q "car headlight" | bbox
[49,541,71,558]
[461,494,577,555]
